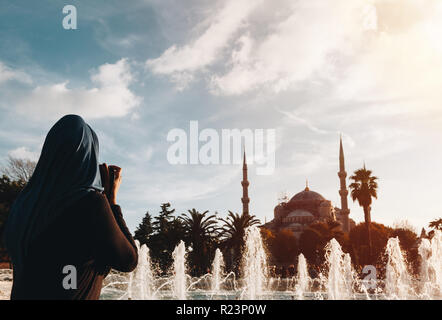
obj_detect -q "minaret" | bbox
[241,151,250,216]
[338,136,350,232]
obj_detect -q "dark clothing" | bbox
[10,191,138,300]
[4,115,104,276]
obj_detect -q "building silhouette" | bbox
[260,138,355,237]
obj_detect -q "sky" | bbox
[1,0,442,232]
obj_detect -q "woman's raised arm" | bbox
[91,192,138,272]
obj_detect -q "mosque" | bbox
[241,137,355,238]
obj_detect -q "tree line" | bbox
[133,206,261,276]
[133,205,440,278]
[0,157,441,278]
[0,157,36,264]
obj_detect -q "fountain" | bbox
[240,226,268,299]
[324,239,354,300]
[2,226,442,300]
[128,242,155,300]
[172,240,187,300]
[385,237,414,299]
[418,230,442,298]
[211,248,225,293]
[294,253,310,299]
[97,229,442,300]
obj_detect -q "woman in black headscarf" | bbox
[3,114,138,300]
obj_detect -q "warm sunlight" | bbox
[0,0,441,306]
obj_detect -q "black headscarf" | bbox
[4,115,103,276]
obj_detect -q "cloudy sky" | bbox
[1,0,442,232]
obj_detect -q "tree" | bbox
[219,211,260,273]
[152,202,176,232]
[349,165,378,262]
[391,227,419,274]
[0,156,36,251]
[270,229,298,264]
[393,219,417,234]
[134,211,153,246]
[180,209,219,276]
[349,222,392,267]
[260,228,275,248]
[429,218,442,231]
[0,175,26,262]
[2,156,36,183]
[147,203,185,273]
[298,220,347,265]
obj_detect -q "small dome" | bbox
[286,209,314,218]
[288,223,302,227]
[289,187,325,202]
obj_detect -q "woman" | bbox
[3,114,138,299]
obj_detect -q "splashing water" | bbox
[324,238,354,300]
[211,248,225,293]
[385,237,413,299]
[128,242,155,300]
[295,253,310,299]
[241,226,268,299]
[126,240,139,299]
[418,230,442,298]
[172,240,187,300]
[99,231,442,300]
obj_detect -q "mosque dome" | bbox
[289,186,326,202]
[266,138,354,236]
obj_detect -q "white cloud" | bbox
[8,147,39,161]
[146,0,262,89]
[335,0,442,111]
[125,165,240,204]
[127,146,154,162]
[211,0,372,95]
[145,0,442,112]
[0,61,32,85]
[276,107,329,135]
[15,59,141,120]
[146,0,373,93]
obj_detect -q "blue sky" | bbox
[1,0,442,232]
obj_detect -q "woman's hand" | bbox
[99,163,122,205]
[108,165,122,205]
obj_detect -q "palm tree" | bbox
[219,211,260,272]
[180,209,219,275]
[349,165,378,261]
[429,218,442,231]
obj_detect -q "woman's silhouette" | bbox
[3,115,138,299]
